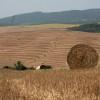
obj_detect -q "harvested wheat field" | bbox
[0,24,100,100]
[0,69,100,100]
[0,24,100,68]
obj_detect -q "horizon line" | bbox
[0,8,100,19]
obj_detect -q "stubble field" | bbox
[0,24,100,100]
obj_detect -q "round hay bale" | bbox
[67,44,99,69]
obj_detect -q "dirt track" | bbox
[0,25,100,68]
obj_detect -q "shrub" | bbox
[14,61,27,71]
[69,23,100,33]
[40,65,52,69]
[3,66,14,70]
[3,66,10,69]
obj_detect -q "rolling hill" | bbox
[0,9,100,25]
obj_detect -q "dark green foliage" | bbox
[14,61,27,71]
[70,23,100,33]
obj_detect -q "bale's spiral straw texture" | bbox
[67,44,99,69]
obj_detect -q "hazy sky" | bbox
[0,0,100,18]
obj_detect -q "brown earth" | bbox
[0,24,100,68]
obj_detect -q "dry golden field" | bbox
[0,69,100,100]
[0,24,100,100]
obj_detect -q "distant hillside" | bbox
[0,9,100,25]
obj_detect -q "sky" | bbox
[0,0,100,18]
